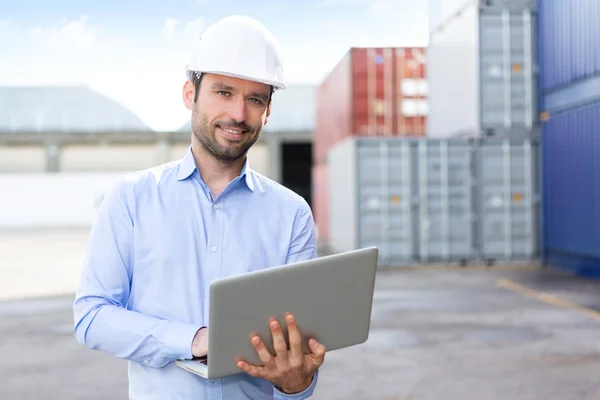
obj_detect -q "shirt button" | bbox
[214,204,221,209]
[144,360,149,364]
[211,246,218,252]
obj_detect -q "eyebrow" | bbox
[211,82,270,103]
[211,82,236,92]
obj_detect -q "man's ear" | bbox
[265,100,272,121]
[183,80,196,110]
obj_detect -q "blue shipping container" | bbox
[540,0,600,278]
[542,101,600,278]
[540,0,600,92]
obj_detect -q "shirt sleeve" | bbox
[285,201,318,264]
[273,370,319,400]
[273,200,320,398]
[72,177,202,368]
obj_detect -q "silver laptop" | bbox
[175,247,379,379]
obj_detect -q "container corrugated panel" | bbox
[427,0,539,138]
[542,101,600,277]
[540,0,600,92]
[416,139,473,262]
[311,163,330,242]
[313,47,427,165]
[355,139,414,265]
[475,136,540,262]
[351,47,427,137]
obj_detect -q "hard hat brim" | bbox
[187,69,286,91]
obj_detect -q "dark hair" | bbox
[187,71,274,105]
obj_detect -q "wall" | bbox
[0,173,124,228]
[428,1,479,137]
[0,145,46,172]
[61,144,160,171]
[328,138,358,255]
[0,141,274,229]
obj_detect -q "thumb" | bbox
[308,338,326,359]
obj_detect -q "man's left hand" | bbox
[236,312,326,394]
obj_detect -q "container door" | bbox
[479,0,539,137]
[475,136,540,262]
[356,139,414,266]
[416,139,474,263]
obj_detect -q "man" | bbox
[73,15,326,399]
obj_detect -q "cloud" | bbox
[158,17,203,45]
[162,18,179,40]
[30,16,100,50]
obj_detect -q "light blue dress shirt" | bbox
[73,146,319,399]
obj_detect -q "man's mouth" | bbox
[218,126,249,141]
[220,127,246,135]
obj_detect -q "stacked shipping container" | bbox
[427,0,539,138]
[314,47,428,165]
[312,47,427,241]
[539,0,600,278]
[327,136,539,266]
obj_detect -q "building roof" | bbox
[0,85,151,134]
[178,84,317,134]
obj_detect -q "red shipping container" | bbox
[314,47,428,164]
[311,163,330,243]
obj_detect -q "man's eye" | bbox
[249,98,263,105]
[217,91,230,96]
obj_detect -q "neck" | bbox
[191,139,246,197]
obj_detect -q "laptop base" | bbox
[176,356,209,378]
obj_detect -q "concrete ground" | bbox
[1,229,600,399]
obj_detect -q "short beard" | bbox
[192,113,260,163]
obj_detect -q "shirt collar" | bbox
[177,145,255,192]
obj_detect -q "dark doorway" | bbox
[281,142,312,209]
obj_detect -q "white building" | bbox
[0,84,316,228]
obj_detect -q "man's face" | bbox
[184,73,272,163]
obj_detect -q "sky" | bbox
[0,0,429,131]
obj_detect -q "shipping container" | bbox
[311,163,330,242]
[541,101,600,278]
[327,136,539,266]
[539,0,600,92]
[427,0,539,138]
[538,0,600,278]
[313,47,427,164]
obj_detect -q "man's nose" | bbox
[227,97,247,123]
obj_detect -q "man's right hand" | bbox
[192,327,208,357]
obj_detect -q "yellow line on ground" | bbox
[496,278,600,322]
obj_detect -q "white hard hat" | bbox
[186,15,286,90]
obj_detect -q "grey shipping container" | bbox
[427,0,539,138]
[474,136,540,262]
[328,136,539,266]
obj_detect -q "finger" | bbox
[309,338,326,359]
[285,313,303,359]
[269,319,289,362]
[250,335,275,368]
[237,360,266,378]
[307,338,327,368]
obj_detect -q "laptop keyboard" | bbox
[192,355,208,365]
